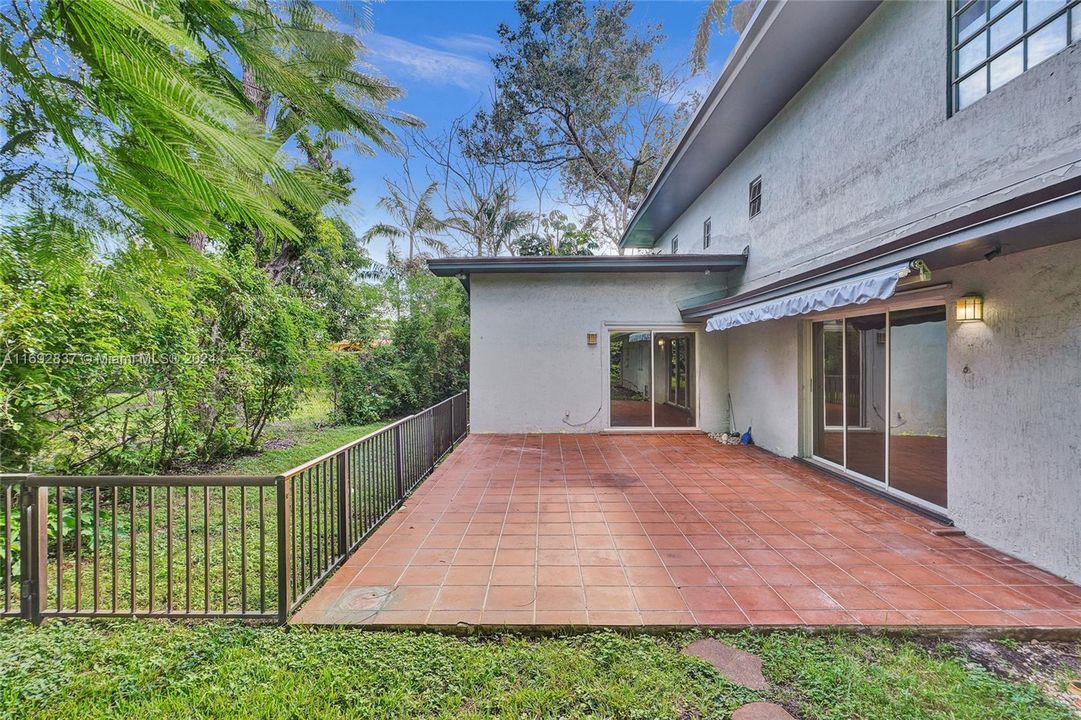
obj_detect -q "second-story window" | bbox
[749,177,762,218]
[671,236,679,254]
[703,218,711,248]
[951,0,1080,112]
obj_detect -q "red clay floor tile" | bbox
[292,433,1081,630]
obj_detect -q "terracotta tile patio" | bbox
[292,433,1081,628]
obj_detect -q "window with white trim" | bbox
[951,0,1081,112]
[703,218,711,249]
[749,177,762,218]
[671,235,679,254]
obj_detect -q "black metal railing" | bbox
[0,391,468,624]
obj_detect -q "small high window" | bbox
[671,235,679,254]
[951,0,1080,112]
[749,177,762,218]
[703,218,712,248]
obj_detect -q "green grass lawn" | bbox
[0,623,1076,719]
[210,394,387,476]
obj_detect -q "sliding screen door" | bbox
[812,320,844,465]
[810,305,947,509]
[654,333,695,427]
[844,314,886,482]
[888,307,947,506]
[610,331,696,428]
[609,332,652,427]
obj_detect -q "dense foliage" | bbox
[0,1,468,475]
[328,271,469,424]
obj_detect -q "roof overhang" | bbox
[682,174,1081,321]
[620,0,881,249]
[428,254,747,290]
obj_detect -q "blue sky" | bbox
[318,0,741,260]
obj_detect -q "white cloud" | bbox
[426,32,501,56]
[363,32,493,91]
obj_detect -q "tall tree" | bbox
[465,0,694,247]
[363,176,448,261]
[412,119,532,257]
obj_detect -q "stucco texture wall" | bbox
[941,241,1081,582]
[663,1,1081,293]
[725,318,801,457]
[468,272,728,434]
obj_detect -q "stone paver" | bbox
[732,702,796,720]
[681,639,769,690]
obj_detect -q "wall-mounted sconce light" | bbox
[955,293,984,322]
[657,338,665,347]
[586,332,598,346]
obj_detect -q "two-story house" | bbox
[429,0,1081,583]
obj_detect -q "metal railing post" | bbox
[394,423,405,501]
[19,483,47,625]
[275,475,292,624]
[336,452,349,555]
[428,410,436,473]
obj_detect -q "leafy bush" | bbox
[328,271,468,424]
[0,218,325,474]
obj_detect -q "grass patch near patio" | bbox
[34,395,389,614]
[209,393,387,476]
[0,622,1076,719]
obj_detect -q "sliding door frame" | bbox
[604,324,701,432]
[800,293,950,515]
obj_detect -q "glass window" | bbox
[951,0,1079,111]
[703,218,711,249]
[1027,14,1068,66]
[671,236,679,254]
[957,0,989,39]
[810,306,949,509]
[958,31,987,74]
[989,5,1023,52]
[990,42,1025,89]
[749,177,762,218]
[958,70,988,107]
[812,320,845,466]
[888,307,948,507]
[1029,0,1067,26]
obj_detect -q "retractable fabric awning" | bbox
[705,262,913,332]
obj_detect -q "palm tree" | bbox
[363,178,448,260]
[446,181,532,256]
[690,0,758,73]
[1,0,414,255]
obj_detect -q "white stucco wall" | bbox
[725,317,801,457]
[661,1,1081,291]
[941,241,1081,582]
[468,272,729,434]
[703,239,1081,582]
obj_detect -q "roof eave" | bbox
[427,254,747,279]
[619,0,881,250]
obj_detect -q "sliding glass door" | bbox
[610,330,696,428]
[810,305,947,509]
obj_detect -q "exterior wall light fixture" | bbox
[955,293,984,322]
[586,332,598,346]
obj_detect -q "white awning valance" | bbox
[705,262,913,332]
